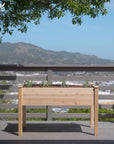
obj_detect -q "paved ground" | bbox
[0,121,114,144]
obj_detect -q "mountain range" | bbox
[0,42,114,65]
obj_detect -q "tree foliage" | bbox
[0,0,110,40]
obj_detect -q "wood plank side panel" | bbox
[22,87,93,105]
[1,94,114,100]
[22,88,93,95]
[22,98,93,106]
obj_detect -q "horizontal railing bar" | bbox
[0,85,12,90]
[26,106,47,109]
[99,95,114,100]
[0,104,48,109]
[0,76,46,81]
[99,104,114,109]
[0,65,114,71]
[0,86,113,92]
[0,104,91,109]
[1,75,114,82]
[0,104,113,109]
[0,104,18,109]
[0,113,18,118]
[0,76,17,80]
[99,113,114,118]
[0,94,18,99]
[0,94,114,100]
[99,86,114,91]
[53,113,114,119]
[0,113,114,119]
[53,76,114,81]
[52,113,90,118]
[27,113,46,118]
[0,113,46,118]
[0,85,114,92]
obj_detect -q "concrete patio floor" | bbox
[0,121,114,144]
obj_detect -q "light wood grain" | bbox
[22,87,93,96]
[23,97,93,106]
[22,87,93,106]
[94,86,99,136]
[18,86,98,136]
[18,87,23,136]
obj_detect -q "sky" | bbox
[2,0,114,60]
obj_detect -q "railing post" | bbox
[46,106,52,121]
[46,69,53,121]
[47,69,52,85]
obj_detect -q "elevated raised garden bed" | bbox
[18,84,99,136]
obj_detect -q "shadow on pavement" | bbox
[3,122,94,136]
[3,123,82,133]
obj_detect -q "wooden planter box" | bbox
[18,85,99,136]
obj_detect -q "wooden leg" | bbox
[94,87,99,136]
[23,105,26,128]
[18,87,23,136]
[90,105,94,128]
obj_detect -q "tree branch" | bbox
[51,0,65,10]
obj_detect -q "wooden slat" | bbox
[0,94,18,99]
[0,75,46,81]
[0,65,114,71]
[0,85,12,90]
[99,104,114,109]
[0,76,17,80]
[26,105,46,109]
[99,86,114,91]
[27,113,46,118]
[22,87,93,95]
[15,76,46,81]
[0,113,114,119]
[22,87,93,105]
[23,98,93,106]
[0,85,114,92]
[99,95,114,100]
[1,85,114,93]
[0,94,114,100]
[1,75,114,81]
[99,113,114,118]
[0,104,48,109]
[0,113,18,118]
[0,104,18,109]
[0,103,114,109]
[52,113,90,118]
[53,76,114,81]
[0,113,46,118]
[0,113,90,119]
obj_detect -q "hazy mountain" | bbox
[0,42,114,65]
